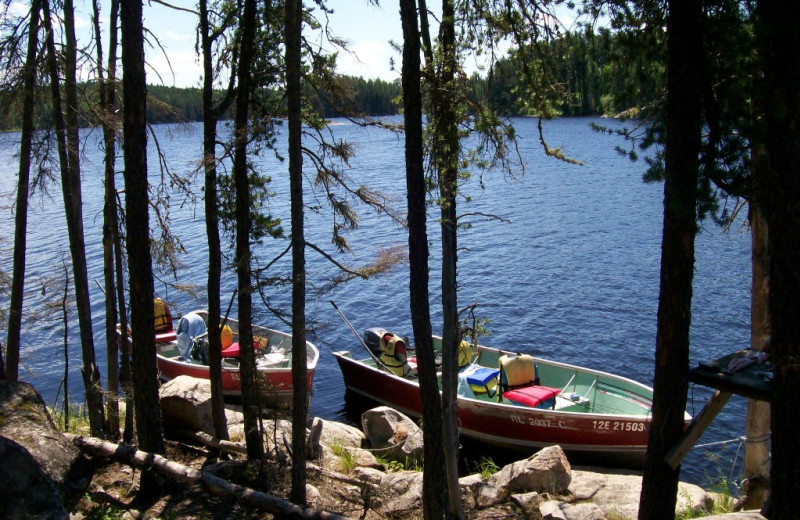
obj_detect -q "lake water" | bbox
[0,116,753,488]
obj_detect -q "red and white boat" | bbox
[333,327,690,466]
[145,308,318,407]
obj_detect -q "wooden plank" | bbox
[665,390,732,469]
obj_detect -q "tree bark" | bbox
[232,0,263,461]
[433,2,464,517]
[400,2,447,518]
[285,0,308,506]
[638,0,702,518]
[41,0,106,437]
[5,0,41,382]
[754,0,800,516]
[93,0,122,440]
[120,0,165,457]
[200,0,229,443]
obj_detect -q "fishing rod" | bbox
[329,300,392,373]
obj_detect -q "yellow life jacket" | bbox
[154,297,173,333]
[458,340,476,368]
[379,332,409,376]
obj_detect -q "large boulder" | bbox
[569,466,718,519]
[159,375,215,434]
[488,445,572,495]
[0,380,94,516]
[361,406,424,464]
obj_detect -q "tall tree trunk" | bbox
[120,0,165,458]
[285,0,308,506]
[400,1,447,518]
[638,0,702,518]
[94,0,122,439]
[434,2,464,517]
[232,0,263,461]
[743,143,770,508]
[5,0,41,382]
[755,0,800,516]
[64,0,106,436]
[43,0,106,437]
[200,0,229,443]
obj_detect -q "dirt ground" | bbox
[73,441,373,520]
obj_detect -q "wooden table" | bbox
[665,349,773,469]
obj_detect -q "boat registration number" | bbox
[509,416,567,428]
[592,420,646,432]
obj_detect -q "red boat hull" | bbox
[334,352,652,465]
[157,355,313,406]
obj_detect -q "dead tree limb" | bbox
[66,434,353,520]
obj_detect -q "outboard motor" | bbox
[363,327,386,357]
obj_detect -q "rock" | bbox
[541,500,606,520]
[379,471,424,517]
[540,500,569,520]
[320,444,381,473]
[476,479,508,508]
[0,436,69,519]
[569,466,718,519]
[306,483,323,509]
[159,375,215,434]
[0,380,94,515]
[489,445,572,494]
[352,466,386,487]
[511,491,542,516]
[318,418,366,449]
[361,406,423,464]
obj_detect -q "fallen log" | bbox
[176,428,377,492]
[65,434,352,520]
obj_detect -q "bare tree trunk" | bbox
[5,0,41,382]
[43,0,106,437]
[755,0,800,516]
[199,0,229,443]
[93,0,122,439]
[232,0,263,461]
[744,175,770,508]
[285,0,308,506]
[638,0,702,518]
[120,0,165,459]
[400,2,447,518]
[434,2,464,517]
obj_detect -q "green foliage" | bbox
[474,456,499,478]
[84,500,125,520]
[330,438,358,474]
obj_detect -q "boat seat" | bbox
[503,385,560,409]
[498,354,560,407]
[462,365,499,396]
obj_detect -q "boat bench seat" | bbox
[503,385,560,409]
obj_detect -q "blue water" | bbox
[0,117,752,487]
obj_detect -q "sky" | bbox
[140,0,407,88]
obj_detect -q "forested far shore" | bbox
[0,28,653,132]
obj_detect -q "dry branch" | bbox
[66,433,353,520]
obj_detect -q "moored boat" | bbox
[333,327,690,467]
[127,306,319,407]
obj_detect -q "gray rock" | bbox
[0,436,69,519]
[379,471,424,517]
[569,466,718,519]
[159,375,215,434]
[318,418,367,449]
[541,500,607,520]
[0,380,94,515]
[489,445,572,494]
[511,491,542,516]
[361,406,424,464]
[306,483,324,509]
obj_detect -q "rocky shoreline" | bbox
[1,377,767,519]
